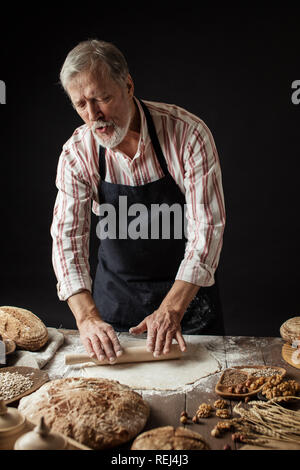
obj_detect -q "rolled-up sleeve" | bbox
[175,123,226,287]
[50,147,93,301]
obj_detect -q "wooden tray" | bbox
[215,365,286,399]
[0,366,49,404]
[282,342,300,370]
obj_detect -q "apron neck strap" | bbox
[99,99,169,180]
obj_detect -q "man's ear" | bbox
[126,74,134,98]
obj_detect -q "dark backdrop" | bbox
[0,7,299,336]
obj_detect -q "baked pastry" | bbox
[280,317,300,344]
[131,426,210,450]
[0,306,48,351]
[18,377,150,450]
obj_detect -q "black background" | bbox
[0,7,299,337]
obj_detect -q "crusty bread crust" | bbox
[0,306,48,351]
[280,317,300,344]
[18,377,150,450]
[131,425,210,450]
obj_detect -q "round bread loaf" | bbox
[280,317,300,344]
[131,426,210,450]
[0,306,48,351]
[18,377,150,450]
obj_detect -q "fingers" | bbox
[90,335,106,361]
[81,323,123,363]
[175,331,187,352]
[129,319,147,336]
[147,323,173,357]
[82,337,97,358]
[146,327,157,353]
[147,322,186,357]
[163,331,174,355]
[106,327,123,358]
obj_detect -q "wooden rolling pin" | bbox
[65,343,183,366]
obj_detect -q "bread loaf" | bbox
[131,426,210,450]
[0,306,48,351]
[280,317,300,344]
[18,377,150,450]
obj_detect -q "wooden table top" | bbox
[56,331,300,451]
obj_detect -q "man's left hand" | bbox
[129,307,186,356]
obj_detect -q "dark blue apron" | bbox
[93,99,224,335]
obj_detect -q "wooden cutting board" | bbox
[282,342,300,369]
[0,366,49,404]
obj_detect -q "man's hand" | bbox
[78,316,123,362]
[129,280,201,356]
[67,290,123,362]
[129,307,186,357]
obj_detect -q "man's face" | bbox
[67,68,134,149]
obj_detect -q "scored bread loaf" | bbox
[280,317,300,344]
[18,377,150,450]
[0,306,48,351]
[131,426,210,450]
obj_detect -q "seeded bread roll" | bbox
[280,317,300,344]
[0,306,48,351]
[131,426,210,450]
[18,377,150,450]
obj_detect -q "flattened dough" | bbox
[82,336,221,391]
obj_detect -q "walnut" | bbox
[216,421,233,432]
[214,399,228,409]
[196,403,213,419]
[216,409,231,419]
[262,377,300,400]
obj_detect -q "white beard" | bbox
[91,112,131,149]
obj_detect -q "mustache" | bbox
[92,120,116,131]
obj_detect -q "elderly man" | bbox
[51,39,226,363]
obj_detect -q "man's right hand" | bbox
[67,290,123,362]
[78,317,123,362]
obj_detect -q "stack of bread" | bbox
[0,306,48,351]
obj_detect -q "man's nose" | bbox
[87,101,104,122]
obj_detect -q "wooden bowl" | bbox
[215,365,286,399]
[4,339,16,356]
[0,334,16,357]
[0,366,49,404]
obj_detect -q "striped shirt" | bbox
[51,98,226,301]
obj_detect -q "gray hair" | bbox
[60,39,129,92]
